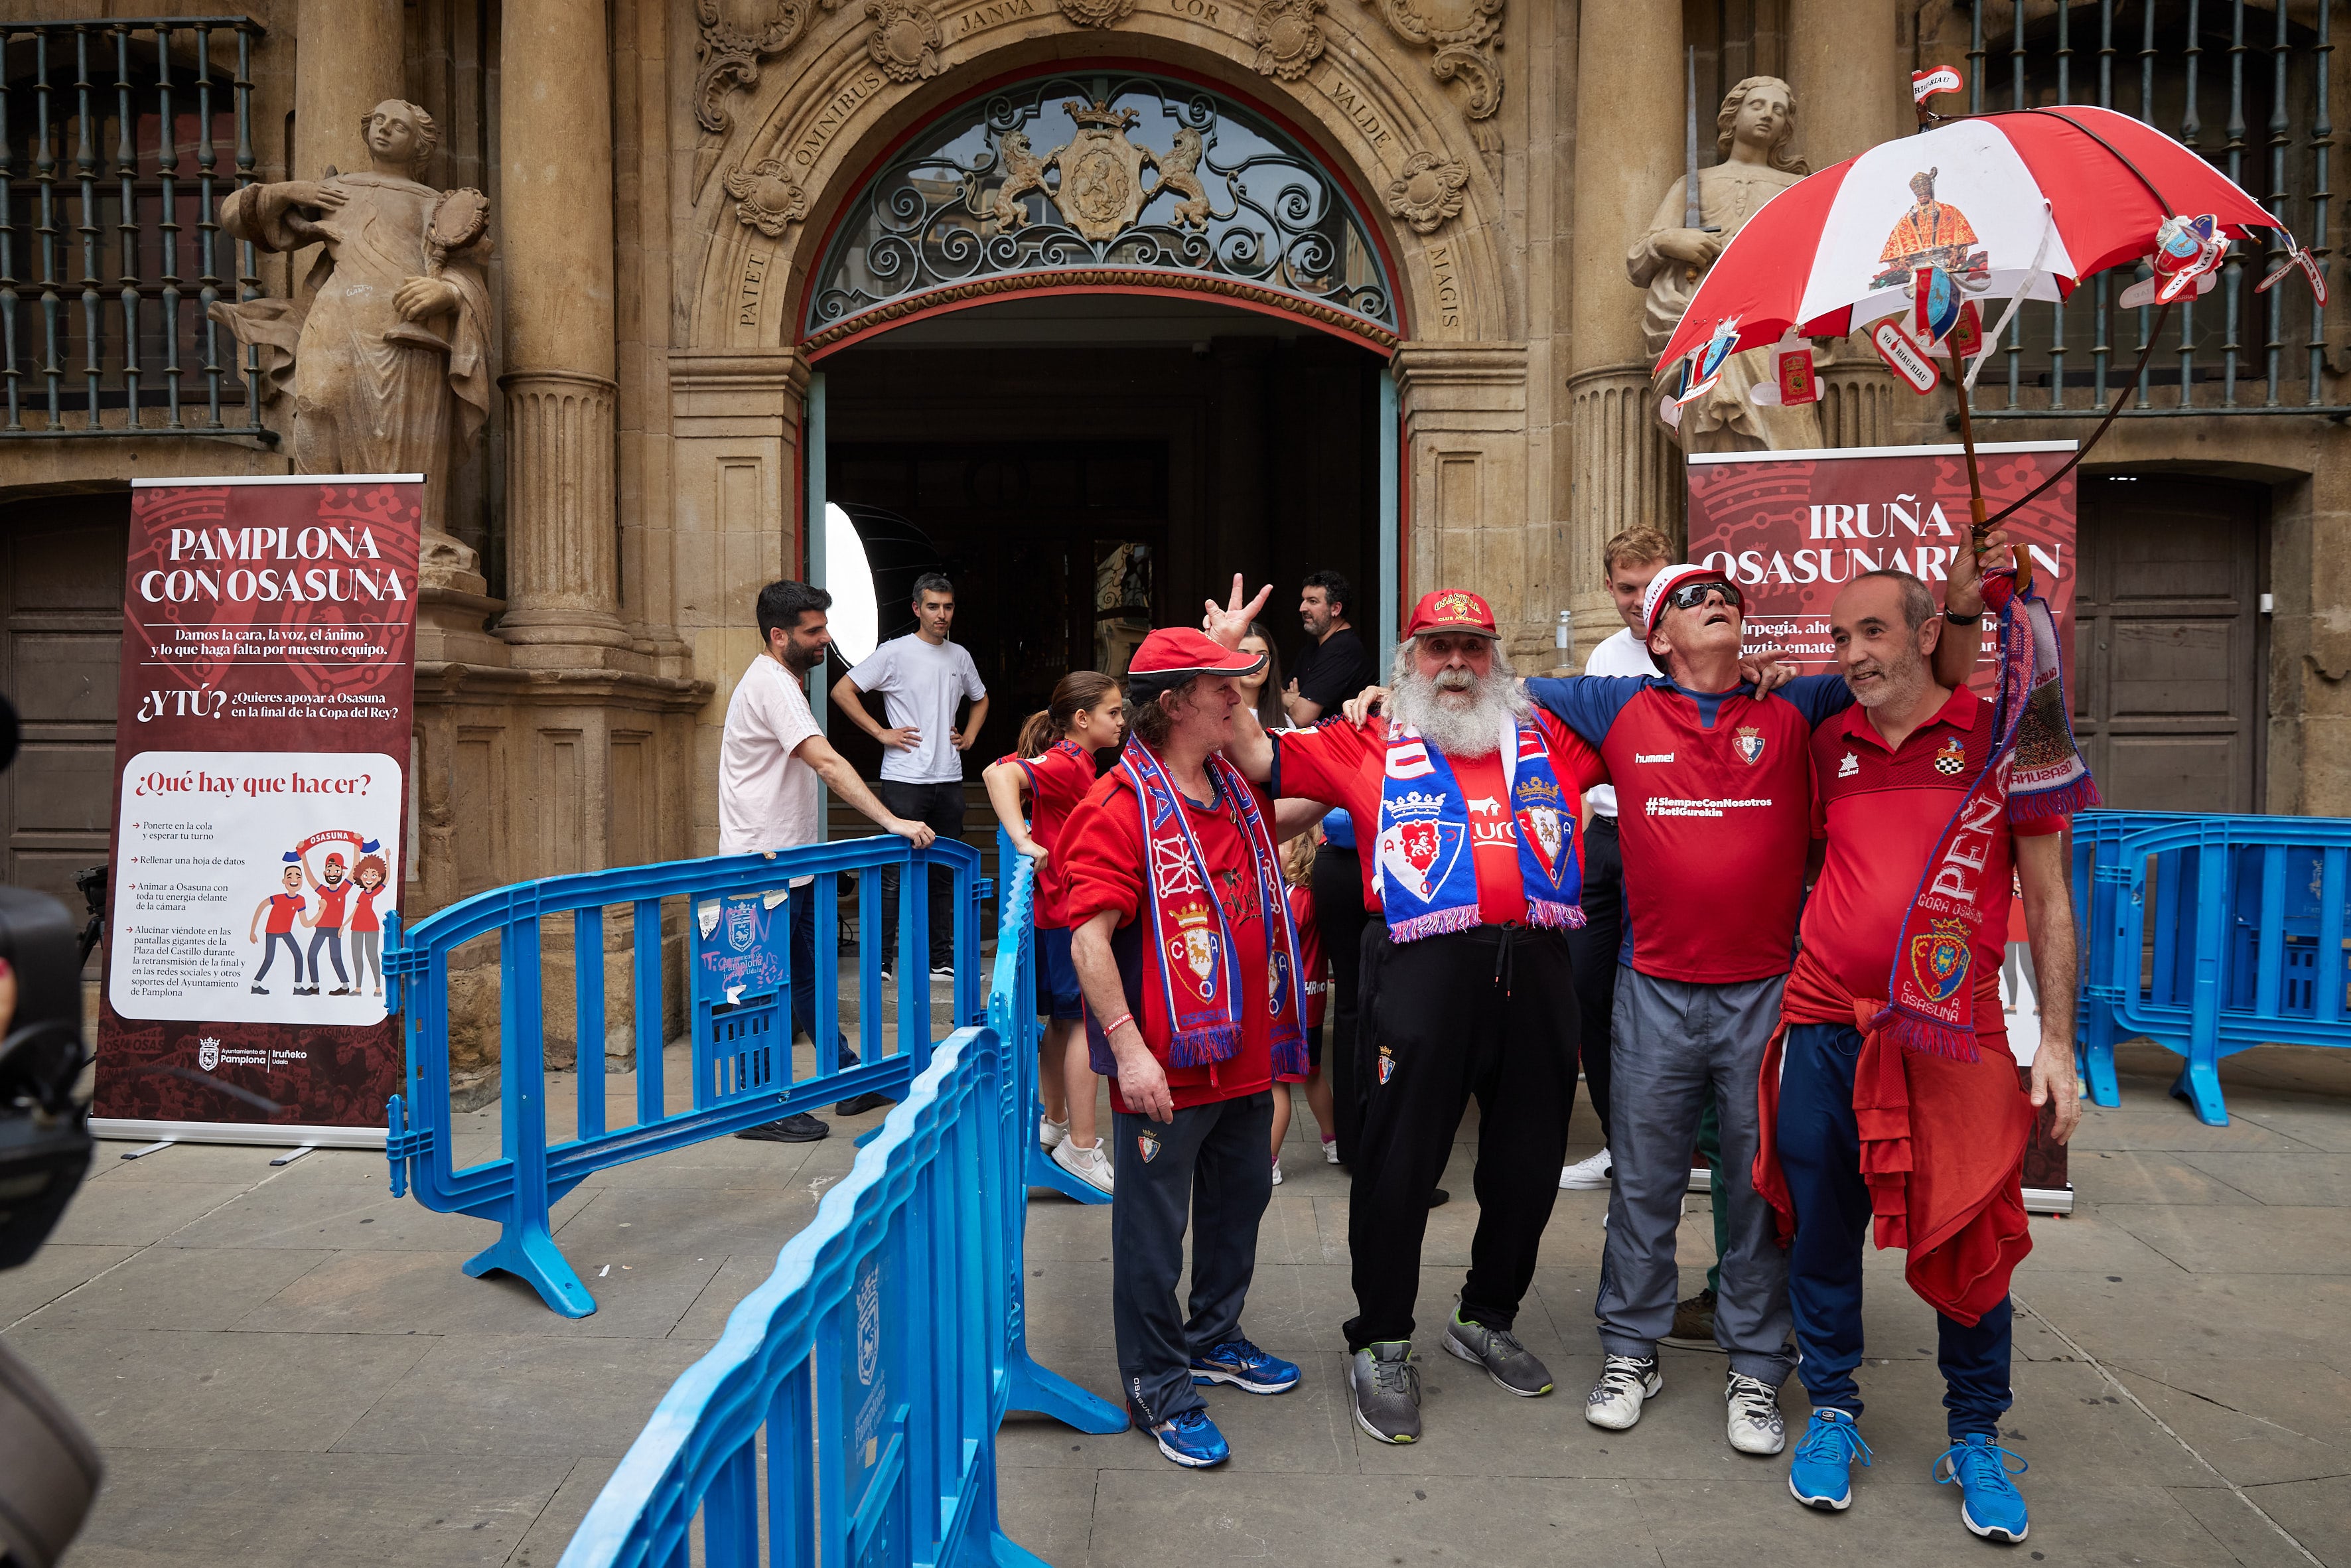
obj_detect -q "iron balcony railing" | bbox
[1942,0,2342,416]
[0,17,272,441]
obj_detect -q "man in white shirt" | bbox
[724,579,937,1142]
[830,573,989,979]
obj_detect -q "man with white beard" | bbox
[1218,587,1606,1446]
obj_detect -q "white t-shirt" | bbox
[719,654,823,878]
[844,634,987,784]
[1583,625,1664,820]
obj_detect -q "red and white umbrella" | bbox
[1657,106,2295,372]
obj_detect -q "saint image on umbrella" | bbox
[1870,167,1989,289]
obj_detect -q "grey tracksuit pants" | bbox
[1595,965,1797,1385]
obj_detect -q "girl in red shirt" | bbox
[981,671,1125,1196]
[1270,829,1336,1184]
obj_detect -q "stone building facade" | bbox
[3,0,2345,962]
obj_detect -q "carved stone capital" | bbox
[1251,0,1327,82]
[1358,0,1504,149]
[723,158,811,235]
[863,0,942,83]
[1383,149,1468,234]
[1056,0,1137,26]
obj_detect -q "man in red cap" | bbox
[1058,612,1311,1470]
[1518,547,1993,1459]
[1218,581,1605,1446]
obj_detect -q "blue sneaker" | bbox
[1190,1336,1302,1394]
[1137,1406,1231,1468]
[1936,1433,2030,1542]
[1788,1408,1873,1511]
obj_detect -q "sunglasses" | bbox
[1665,579,1743,614]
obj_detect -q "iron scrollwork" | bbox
[807,74,1395,340]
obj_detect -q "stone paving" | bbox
[8,1039,2346,1568]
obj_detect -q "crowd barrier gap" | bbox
[2073,810,2351,1127]
[554,850,1125,1568]
[384,837,990,1317]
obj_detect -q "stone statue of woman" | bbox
[1628,75,1823,453]
[213,100,492,575]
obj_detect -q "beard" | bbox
[1388,650,1529,758]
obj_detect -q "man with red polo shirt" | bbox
[1764,568,2082,1544]
[1518,548,1989,1457]
[1221,587,1605,1447]
[1060,622,1310,1470]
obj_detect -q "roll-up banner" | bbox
[92,476,422,1148]
[1685,441,2081,1210]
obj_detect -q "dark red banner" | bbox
[94,476,420,1135]
[1685,440,2077,693]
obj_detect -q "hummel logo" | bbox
[1468,795,1504,816]
[1634,752,1676,764]
[1837,752,1859,778]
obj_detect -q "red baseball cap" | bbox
[1642,563,1737,639]
[1125,626,1267,700]
[1404,589,1498,639]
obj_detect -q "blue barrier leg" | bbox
[2173,833,2233,1127]
[463,1204,596,1317]
[1026,1142,1113,1205]
[985,1532,1053,1568]
[2080,1005,2121,1109]
[1006,1344,1127,1433]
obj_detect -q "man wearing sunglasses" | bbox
[1522,544,1991,1461]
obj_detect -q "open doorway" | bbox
[814,294,1388,790]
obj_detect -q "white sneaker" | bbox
[1585,1354,1662,1430]
[1560,1147,1614,1190]
[1039,1115,1069,1151]
[1725,1372,1787,1455]
[1052,1137,1114,1194]
[1322,1136,1340,1165]
[1271,1157,1284,1186]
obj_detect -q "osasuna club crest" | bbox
[1519,803,1565,875]
[1378,792,1462,902]
[1908,916,1972,1003]
[1733,726,1767,766]
[1136,1129,1163,1163]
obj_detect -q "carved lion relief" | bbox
[723,159,813,234]
[1251,0,1327,82]
[863,0,942,82]
[1358,0,1504,150]
[1383,149,1468,234]
[1056,0,1137,25]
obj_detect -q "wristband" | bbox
[1098,1011,1135,1037]
[1942,608,1984,627]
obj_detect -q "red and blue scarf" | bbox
[1878,569,2099,1060]
[1373,715,1585,942]
[1102,741,1310,1078]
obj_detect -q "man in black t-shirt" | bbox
[1285,569,1378,726]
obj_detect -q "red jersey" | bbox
[1273,713,1606,926]
[313,879,352,928]
[348,885,384,933]
[1059,764,1276,1114]
[1286,882,1328,1033]
[1788,684,2066,1046]
[1003,740,1097,929]
[263,892,304,934]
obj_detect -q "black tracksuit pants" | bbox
[1311,841,1372,1165]
[1563,814,1622,1143]
[1344,924,1579,1351]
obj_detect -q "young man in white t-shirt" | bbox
[724,579,937,1142]
[829,573,989,978]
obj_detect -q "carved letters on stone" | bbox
[1383,148,1468,234]
[1056,0,1137,26]
[863,0,944,82]
[723,158,812,234]
[1251,0,1327,82]
[1358,0,1504,149]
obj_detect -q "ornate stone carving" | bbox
[863,0,942,82]
[723,158,811,234]
[210,100,492,580]
[1047,101,1153,242]
[1056,0,1136,26]
[1382,149,1468,234]
[1150,127,1212,229]
[691,0,840,196]
[1251,0,1327,82]
[987,130,1051,229]
[1358,0,1504,149]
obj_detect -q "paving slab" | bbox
[2178,1149,2351,1206]
[46,1181,253,1247]
[2102,1356,2351,1486]
[2068,1147,2269,1206]
[2240,1474,2351,1568]
[328,1332,712,1458]
[234,1247,725,1340]
[2096,1202,2351,1275]
[27,1247,330,1333]
[0,1242,132,1326]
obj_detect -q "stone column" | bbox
[1567,0,1683,635]
[497,0,632,655]
[293,0,402,178]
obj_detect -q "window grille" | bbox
[0,17,272,440]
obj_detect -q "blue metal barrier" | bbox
[998,829,1112,1208]
[2074,810,2351,1127]
[384,837,988,1317]
[555,852,1125,1568]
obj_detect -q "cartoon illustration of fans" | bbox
[348,851,390,997]
[248,858,310,993]
[295,836,361,997]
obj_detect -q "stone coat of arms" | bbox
[1050,100,1156,242]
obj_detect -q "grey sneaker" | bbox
[1348,1342,1421,1445]
[1585,1352,1663,1430]
[1441,1312,1554,1397]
